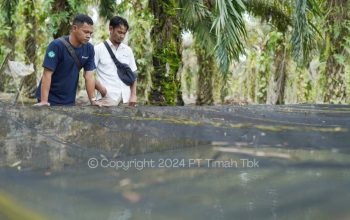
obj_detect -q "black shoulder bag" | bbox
[103,41,137,86]
[58,37,82,70]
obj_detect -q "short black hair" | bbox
[109,16,129,30]
[73,14,94,26]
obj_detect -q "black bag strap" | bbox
[58,37,82,70]
[103,41,137,86]
[103,41,123,67]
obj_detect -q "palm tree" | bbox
[178,0,320,105]
[244,0,320,104]
[179,0,247,105]
[322,0,349,103]
[101,0,321,105]
[148,0,183,105]
[195,47,216,105]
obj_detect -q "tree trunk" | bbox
[195,47,214,105]
[273,43,287,105]
[323,0,349,103]
[22,0,38,98]
[148,0,183,105]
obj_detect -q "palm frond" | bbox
[291,0,320,65]
[179,0,247,73]
[244,0,291,32]
[178,0,216,56]
[192,20,216,51]
[245,0,320,65]
[212,0,247,72]
[178,0,211,29]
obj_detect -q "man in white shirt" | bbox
[94,16,137,106]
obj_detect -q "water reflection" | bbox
[1,103,350,219]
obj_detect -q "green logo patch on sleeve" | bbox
[48,51,55,58]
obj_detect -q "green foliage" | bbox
[148,0,182,105]
[43,0,89,38]
[245,0,320,67]
[180,36,198,103]
[127,0,154,103]
[213,0,247,73]
[1,0,349,105]
[0,0,19,24]
[153,38,181,105]
[319,1,350,103]
[15,0,34,59]
[244,0,292,32]
[343,22,350,103]
[291,0,319,66]
[99,0,116,20]
[179,0,247,74]
[0,16,10,58]
[0,0,19,92]
[178,0,248,104]
[249,29,280,103]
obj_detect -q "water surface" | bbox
[1,102,350,220]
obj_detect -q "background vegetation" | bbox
[0,0,349,105]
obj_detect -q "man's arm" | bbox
[84,71,100,106]
[34,68,52,106]
[95,79,107,97]
[128,48,137,107]
[93,45,107,97]
[128,79,137,106]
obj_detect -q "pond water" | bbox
[1,102,350,220]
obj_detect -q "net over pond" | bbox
[1,101,350,220]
